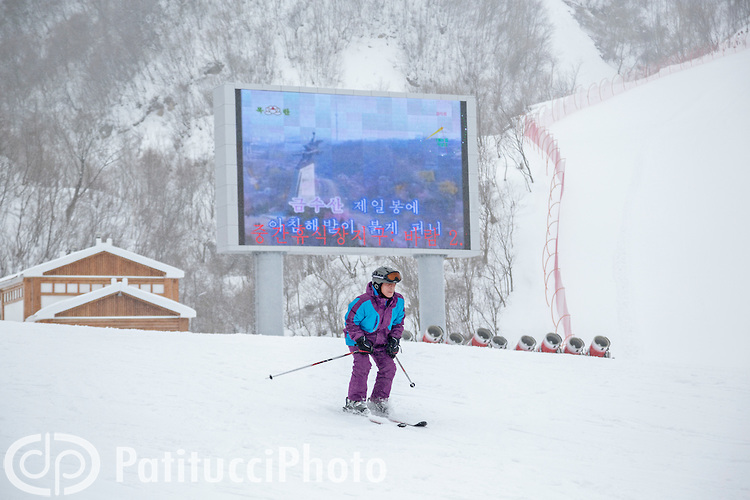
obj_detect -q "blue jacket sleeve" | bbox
[345,297,372,344]
[389,296,405,339]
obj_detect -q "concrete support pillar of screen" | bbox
[416,254,447,335]
[254,252,285,335]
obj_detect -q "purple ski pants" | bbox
[347,345,396,401]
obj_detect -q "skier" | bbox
[343,266,405,417]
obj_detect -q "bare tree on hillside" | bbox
[573,0,745,73]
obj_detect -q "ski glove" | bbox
[386,336,400,358]
[355,336,374,354]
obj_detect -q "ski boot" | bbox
[343,398,370,416]
[368,398,390,417]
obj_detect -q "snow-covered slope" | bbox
[3,5,750,500]
[553,47,750,369]
[509,47,750,370]
[2,51,750,498]
[339,36,408,92]
[1,320,747,499]
[541,0,617,86]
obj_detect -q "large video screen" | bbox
[214,85,478,256]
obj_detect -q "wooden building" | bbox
[0,238,196,331]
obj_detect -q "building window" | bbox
[80,284,91,293]
[67,283,78,293]
[2,288,23,302]
[41,283,53,293]
[54,283,66,293]
[140,284,151,292]
[152,284,164,294]
[92,284,103,291]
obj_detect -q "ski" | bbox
[388,418,427,427]
[369,415,426,427]
[367,415,390,425]
[354,414,405,427]
[367,414,427,427]
[345,410,426,428]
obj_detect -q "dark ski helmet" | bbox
[371,266,401,295]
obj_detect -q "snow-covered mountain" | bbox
[2,26,749,500]
[0,0,570,334]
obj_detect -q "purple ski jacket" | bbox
[344,282,405,347]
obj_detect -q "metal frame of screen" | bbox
[214,84,479,257]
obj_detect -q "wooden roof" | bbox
[0,238,184,287]
[25,279,196,322]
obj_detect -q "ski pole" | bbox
[269,351,355,380]
[394,355,416,387]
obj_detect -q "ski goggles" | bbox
[375,270,402,283]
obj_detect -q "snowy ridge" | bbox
[531,28,749,128]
